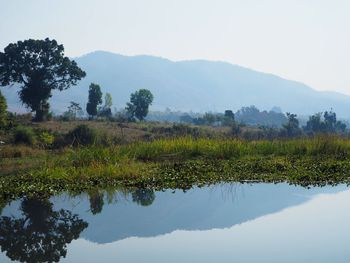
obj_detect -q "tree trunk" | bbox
[33,101,49,122]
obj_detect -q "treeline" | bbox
[148,107,348,139]
[177,105,286,127]
[61,83,153,122]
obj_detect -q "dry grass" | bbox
[31,120,229,143]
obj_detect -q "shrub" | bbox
[66,124,98,146]
[12,126,36,145]
[52,133,68,149]
[38,131,54,147]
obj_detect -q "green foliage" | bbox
[126,89,154,121]
[223,110,235,126]
[281,113,301,137]
[131,189,155,206]
[305,112,323,134]
[86,83,102,118]
[98,108,112,118]
[191,112,222,126]
[12,126,37,145]
[38,131,54,147]
[224,110,235,119]
[0,90,7,128]
[89,191,105,215]
[66,124,98,146]
[104,93,113,109]
[3,137,350,200]
[98,93,113,118]
[0,38,86,121]
[304,111,347,134]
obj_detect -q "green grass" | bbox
[1,135,350,202]
[116,135,350,160]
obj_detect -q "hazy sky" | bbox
[1,0,349,94]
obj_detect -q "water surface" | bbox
[0,183,349,262]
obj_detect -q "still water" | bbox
[0,183,349,263]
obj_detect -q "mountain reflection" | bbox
[0,184,345,262]
[0,197,88,263]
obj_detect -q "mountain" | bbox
[2,50,350,117]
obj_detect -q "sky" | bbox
[1,0,349,95]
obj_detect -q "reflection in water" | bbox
[131,189,156,206]
[0,200,7,216]
[0,183,347,263]
[88,191,105,215]
[0,198,88,263]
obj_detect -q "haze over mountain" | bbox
[3,50,350,117]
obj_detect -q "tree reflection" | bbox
[89,191,105,215]
[0,199,7,216]
[0,197,88,263]
[131,189,155,206]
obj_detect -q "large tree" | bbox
[0,38,86,121]
[126,89,154,121]
[86,83,102,118]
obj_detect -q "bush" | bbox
[38,131,54,147]
[66,124,98,146]
[12,126,36,145]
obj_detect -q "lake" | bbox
[0,183,349,262]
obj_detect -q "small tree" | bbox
[223,110,235,126]
[98,93,113,118]
[86,83,102,119]
[104,93,112,109]
[126,89,153,121]
[67,101,82,120]
[0,90,7,128]
[323,110,337,132]
[305,113,323,134]
[281,112,301,137]
[224,110,235,120]
[0,38,86,121]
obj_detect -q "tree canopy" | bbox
[126,89,154,121]
[86,83,102,118]
[304,111,346,134]
[0,38,86,121]
[281,112,301,137]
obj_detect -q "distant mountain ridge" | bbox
[2,50,350,117]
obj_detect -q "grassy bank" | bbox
[1,136,350,202]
